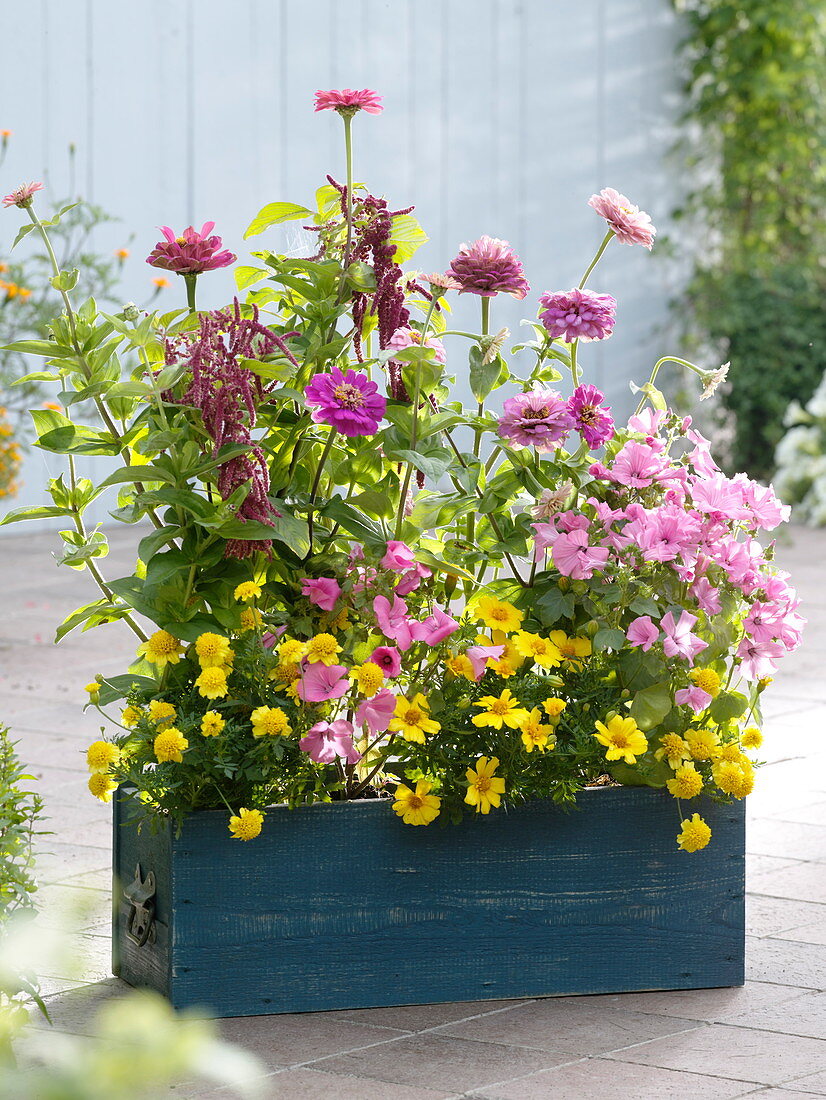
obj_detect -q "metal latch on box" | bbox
[124,863,156,947]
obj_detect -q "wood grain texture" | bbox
[112,787,745,1017]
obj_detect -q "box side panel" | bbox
[165,788,744,1017]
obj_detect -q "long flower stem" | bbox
[467,296,491,560]
[633,355,705,416]
[342,114,355,268]
[184,273,198,315]
[570,340,580,387]
[393,300,439,538]
[578,230,614,288]
[305,430,337,553]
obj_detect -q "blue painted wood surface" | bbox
[112,787,745,1017]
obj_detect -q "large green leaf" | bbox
[389,213,429,262]
[243,202,312,239]
[629,682,673,730]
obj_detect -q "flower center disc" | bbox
[333,383,366,409]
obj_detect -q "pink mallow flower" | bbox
[301,576,342,611]
[566,384,614,448]
[538,288,616,343]
[380,540,417,572]
[675,685,712,714]
[300,719,362,765]
[304,366,386,437]
[610,441,670,488]
[3,181,44,209]
[369,646,402,677]
[313,88,384,115]
[588,187,656,249]
[549,529,610,580]
[373,594,415,651]
[146,222,236,275]
[661,611,708,662]
[736,637,786,682]
[447,236,529,300]
[395,562,432,596]
[356,688,397,735]
[497,388,573,453]
[410,606,460,645]
[296,663,350,703]
[626,616,660,652]
[465,645,505,681]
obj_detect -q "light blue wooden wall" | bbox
[0,0,683,526]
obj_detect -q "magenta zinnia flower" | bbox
[447,236,529,300]
[3,181,44,209]
[539,288,616,343]
[567,384,615,448]
[314,88,384,115]
[497,388,573,452]
[146,222,236,275]
[304,367,386,437]
[588,188,656,249]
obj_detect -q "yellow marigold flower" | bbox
[305,633,341,666]
[712,759,755,799]
[278,638,307,665]
[594,715,648,764]
[201,711,225,737]
[349,662,385,697]
[513,631,563,669]
[194,632,232,669]
[196,667,229,700]
[472,689,530,730]
[666,763,705,800]
[234,580,262,603]
[285,680,300,702]
[549,630,592,667]
[465,756,506,814]
[677,813,712,852]
[689,666,721,698]
[655,733,691,770]
[268,661,301,686]
[474,596,524,634]
[542,696,567,718]
[740,726,763,750]
[154,727,188,763]
[229,807,264,841]
[250,705,291,738]
[84,682,101,703]
[330,608,350,632]
[137,629,183,669]
[393,781,441,826]
[389,694,440,744]
[446,653,475,681]
[88,772,117,802]
[86,740,120,773]
[715,741,746,763]
[520,708,556,753]
[685,727,719,761]
[148,700,177,730]
[121,704,143,728]
[239,606,263,633]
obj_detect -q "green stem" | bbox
[184,274,198,315]
[633,356,705,416]
[393,300,439,539]
[578,230,614,288]
[570,340,580,387]
[342,114,355,268]
[305,430,338,553]
[467,297,491,555]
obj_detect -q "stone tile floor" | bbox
[2,525,825,1098]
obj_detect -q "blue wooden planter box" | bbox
[112,787,745,1018]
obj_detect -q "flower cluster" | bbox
[0,407,21,498]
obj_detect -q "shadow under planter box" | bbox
[112,786,745,1018]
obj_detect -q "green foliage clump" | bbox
[0,725,43,918]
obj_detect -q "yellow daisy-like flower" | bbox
[234,580,262,603]
[712,759,755,799]
[121,704,143,728]
[654,733,691,771]
[229,807,264,841]
[305,633,341,666]
[349,662,385,697]
[512,631,563,669]
[666,763,705,800]
[388,694,441,744]
[685,727,719,761]
[520,708,556,754]
[445,653,476,681]
[154,727,189,763]
[88,772,117,802]
[465,756,506,814]
[86,740,120,773]
[194,632,233,669]
[201,711,225,737]
[489,657,517,678]
[549,630,592,668]
[472,689,530,730]
[137,629,183,669]
[284,680,300,703]
[278,638,307,665]
[195,667,229,700]
[250,705,291,738]
[689,666,721,698]
[542,697,567,719]
[84,682,101,704]
[474,596,524,634]
[740,726,763,750]
[676,813,712,852]
[239,606,263,633]
[392,781,441,826]
[148,700,177,730]
[594,715,648,764]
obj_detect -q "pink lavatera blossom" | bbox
[356,688,396,735]
[295,663,350,703]
[675,685,713,713]
[736,637,786,681]
[369,646,403,677]
[380,541,417,572]
[410,606,460,646]
[373,594,415,651]
[626,616,660,652]
[548,528,610,580]
[661,611,708,662]
[300,720,362,765]
[465,645,505,681]
[301,577,342,611]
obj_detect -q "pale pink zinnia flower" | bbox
[588,187,656,250]
[497,388,573,452]
[538,288,616,343]
[146,223,236,275]
[3,181,44,209]
[313,88,384,115]
[447,236,529,300]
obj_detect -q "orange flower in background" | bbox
[0,130,12,138]
[42,401,62,412]
[115,247,130,260]
[0,263,7,273]
[152,275,170,289]
[17,286,31,299]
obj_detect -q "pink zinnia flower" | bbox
[295,663,350,703]
[300,719,362,765]
[661,611,708,662]
[497,388,573,452]
[301,577,342,612]
[304,367,386,437]
[465,645,504,681]
[313,88,383,115]
[588,187,656,249]
[410,605,460,645]
[626,616,660,652]
[3,181,44,209]
[447,236,529,300]
[675,685,712,713]
[373,594,415,651]
[538,288,616,343]
[369,646,402,678]
[356,688,396,735]
[146,222,236,275]
[567,384,614,448]
[550,529,610,580]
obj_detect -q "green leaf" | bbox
[629,596,661,617]
[617,647,663,692]
[592,627,627,652]
[389,213,429,262]
[243,202,312,239]
[144,548,192,589]
[535,587,575,625]
[320,499,385,549]
[11,221,37,249]
[0,504,75,526]
[385,446,452,481]
[54,598,128,642]
[629,682,673,730]
[50,268,79,292]
[2,339,73,358]
[96,674,158,706]
[234,265,271,290]
[709,691,749,723]
[468,345,501,403]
